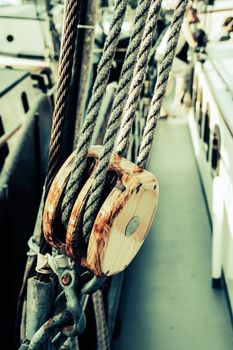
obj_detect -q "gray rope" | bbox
[137,0,189,169]
[115,0,163,157]
[92,290,110,350]
[82,0,151,239]
[61,0,128,226]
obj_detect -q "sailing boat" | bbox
[1,1,233,349]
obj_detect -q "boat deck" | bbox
[112,119,233,350]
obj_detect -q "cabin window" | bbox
[192,76,198,115]
[196,88,202,135]
[198,99,203,136]
[211,126,221,176]
[203,108,210,161]
[193,86,197,115]
[21,92,29,113]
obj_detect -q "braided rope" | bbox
[61,0,128,226]
[115,0,163,157]
[92,290,110,350]
[137,0,189,168]
[45,0,79,194]
[82,0,151,238]
[39,1,80,259]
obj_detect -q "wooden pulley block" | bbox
[43,146,102,252]
[66,154,118,260]
[66,148,159,276]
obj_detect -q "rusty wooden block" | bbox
[43,146,159,276]
[42,146,101,252]
[85,153,159,276]
[66,148,159,276]
[66,174,95,260]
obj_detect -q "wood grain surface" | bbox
[83,152,159,276]
[42,146,101,251]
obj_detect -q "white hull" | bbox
[188,40,233,313]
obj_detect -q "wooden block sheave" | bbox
[43,146,159,276]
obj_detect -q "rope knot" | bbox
[36,253,72,275]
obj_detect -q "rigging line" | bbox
[115,0,163,158]
[39,0,80,260]
[61,0,97,164]
[137,0,189,169]
[82,0,151,239]
[45,0,80,196]
[61,0,128,226]
[72,0,98,147]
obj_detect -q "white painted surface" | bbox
[200,0,233,41]
[0,18,49,56]
[188,41,233,315]
[0,4,55,57]
[212,176,224,279]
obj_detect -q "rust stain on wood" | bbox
[43,146,102,253]
[85,150,159,276]
[43,145,159,277]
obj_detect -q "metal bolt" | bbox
[61,273,72,286]
[125,216,140,237]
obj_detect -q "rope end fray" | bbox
[36,253,73,275]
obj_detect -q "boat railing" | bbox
[0,123,21,149]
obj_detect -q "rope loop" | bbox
[137,0,189,169]
[61,0,128,226]
[36,253,72,275]
[115,0,163,157]
[45,0,190,244]
[82,0,152,239]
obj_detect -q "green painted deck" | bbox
[112,119,233,350]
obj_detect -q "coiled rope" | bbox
[61,0,128,226]
[137,0,189,168]
[82,0,152,238]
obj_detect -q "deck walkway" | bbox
[112,119,233,350]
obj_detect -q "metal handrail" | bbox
[0,123,21,149]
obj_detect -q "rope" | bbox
[61,0,128,226]
[39,0,80,259]
[82,0,151,239]
[62,0,97,162]
[45,0,80,195]
[137,0,189,169]
[73,0,98,146]
[92,290,110,350]
[115,0,163,157]
[36,253,72,275]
